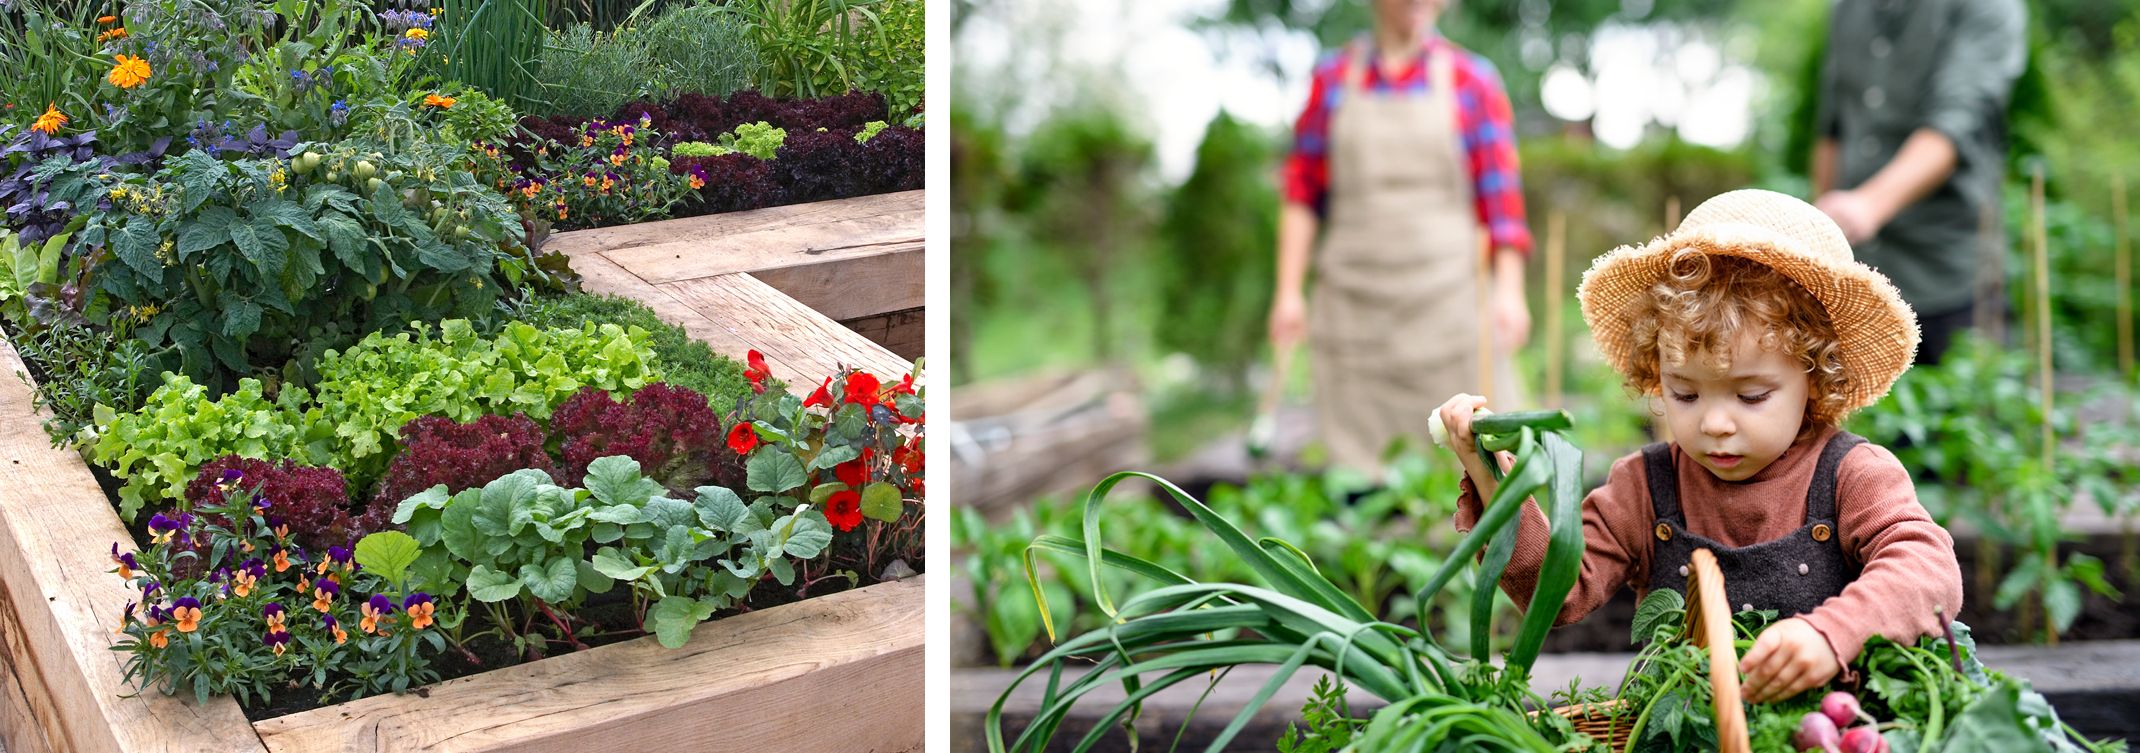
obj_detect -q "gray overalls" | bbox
[1642,432,1865,617]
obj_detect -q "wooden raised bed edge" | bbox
[0,330,925,752]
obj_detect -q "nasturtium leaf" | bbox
[590,548,655,581]
[466,564,522,602]
[576,558,614,594]
[585,455,664,506]
[694,486,748,532]
[834,404,867,438]
[520,557,580,604]
[746,451,807,493]
[860,482,904,523]
[807,444,860,471]
[353,531,421,584]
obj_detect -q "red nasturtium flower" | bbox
[888,372,917,396]
[744,350,771,394]
[825,490,863,532]
[803,377,834,408]
[726,422,759,455]
[844,372,882,408]
[835,458,867,487]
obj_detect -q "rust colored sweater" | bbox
[1453,424,1963,664]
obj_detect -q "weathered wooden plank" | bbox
[0,628,56,753]
[0,334,268,753]
[839,308,924,362]
[751,246,924,322]
[546,191,923,284]
[254,577,925,753]
[660,273,913,384]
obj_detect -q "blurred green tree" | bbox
[1154,111,1279,392]
[951,109,1011,385]
[1010,104,1154,363]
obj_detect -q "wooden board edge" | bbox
[0,332,268,753]
[544,191,926,261]
[253,577,925,753]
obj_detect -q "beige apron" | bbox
[1311,41,1518,474]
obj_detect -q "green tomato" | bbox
[367,177,383,193]
[352,160,376,181]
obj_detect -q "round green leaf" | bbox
[859,482,903,523]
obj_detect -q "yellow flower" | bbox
[107,55,151,89]
[404,27,429,41]
[31,104,66,134]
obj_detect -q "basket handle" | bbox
[1682,548,1750,753]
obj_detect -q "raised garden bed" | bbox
[0,328,924,753]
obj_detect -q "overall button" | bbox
[1743,603,1754,612]
[1864,87,1886,108]
[1871,37,1891,58]
[1799,563,1810,575]
[1678,564,1690,577]
[1812,524,1833,542]
[1655,523,1673,541]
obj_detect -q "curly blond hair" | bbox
[1622,250,1852,433]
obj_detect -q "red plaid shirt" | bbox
[1283,36,1533,256]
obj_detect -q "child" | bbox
[1435,189,1962,703]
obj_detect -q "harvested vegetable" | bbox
[1823,691,1873,729]
[1796,711,1841,752]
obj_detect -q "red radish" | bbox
[1821,691,1873,728]
[1794,711,1842,752]
[1840,726,1888,753]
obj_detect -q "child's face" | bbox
[1658,331,1811,482]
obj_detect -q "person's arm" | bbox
[1270,201,1319,349]
[1810,137,1839,197]
[1813,129,1957,244]
[1457,53,1533,350]
[1491,245,1528,351]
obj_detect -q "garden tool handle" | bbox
[1247,342,1296,458]
[1684,548,1751,753]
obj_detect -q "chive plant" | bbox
[989,410,1588,752]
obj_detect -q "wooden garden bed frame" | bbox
[0,191,927,752]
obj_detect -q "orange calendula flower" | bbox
[107,55,150,89]
[31,104,66,134]
[97,28,128,41]
[98,15,117,23]
[423,93,456,108]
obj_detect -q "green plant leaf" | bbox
[576,557,614,594]
[392,484,454,524]
[860,481,903,522]
[585,455,664,506]
[467,564,522,602]
[590,547,655,580]
[808,444,860,471]
[1630,588,1686,646]
[2043,576,2082,634]
[520,557,581,604]
[354,530,421,584]
[809,482,847,505]
[694,485,748,531]
[747,450,807,493]
[439,494,482,562]
[782,514,834,559]
[650,595,718,649]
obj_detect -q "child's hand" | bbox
[1435,394,1507,497]
[1740,618,1840,703]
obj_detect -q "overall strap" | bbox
[1342,40,1372,97]
[1804,431,1867,524]
[1641,441,1680,524]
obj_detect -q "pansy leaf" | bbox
[466,564,521,602]
[520,557,580,604]
[585,455,664,506]
[746,450,807,493]
[860,482,904,523]
[353,530,421,584]
[808,444,860,471]
[694,486,748,532]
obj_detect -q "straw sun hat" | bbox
[1576,189,1920,414]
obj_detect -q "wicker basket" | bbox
[1550,548,1751,753]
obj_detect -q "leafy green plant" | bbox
[391,456,829,652]
[474,114,697,229]
[1276,675,1365,753]
[308,318,662,488]
[504,291,757,406]
[722,0,889,99]
[855,120,890,143]
[79,139,531,388]
[13,318,156,447]
[671,141,720,158]
[533,2,759,119]
[434,0,552,112]
[845,0,920,121]
[987,410,1588,752]
[91,374,327,520]
[1154,111,1277,391]
[731,365,924,582]
[716,121,787,160]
